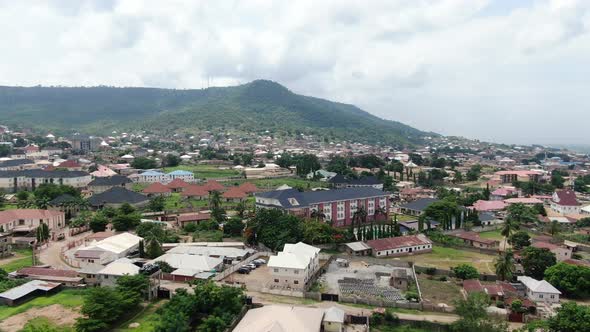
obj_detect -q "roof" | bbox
[323,306,345,323]
[399,198,440,212]
[451,232,497,245]
[531,241,560,251]
[463,279,484,293]
[88,187,149,206]
[140,170,165,176]
[16,267,79,278]
[90,165,117,177]
[57,160,81,168]
[345,241,372,252]
[48,194,78,205]
[472,200,507,212]
[268,242,320,270]
[0,169,90,179]
[496,170,542,176]
[552,190,579,206]
[143,182,172,194]
[233,305,325,332]
[88,175,132,186]
[0,209,63,225]
[167,178,190,189]
[0,159,34,168]
[238,182,259,193]
[504,197,543,205]
[203,180,224,192]
[517,276,561,294]
[367,234,432,251]
[0,280,61,301]
[150,253,223,271]
[98,258,140,276]
[167,170,193,176]
[181,185,209,197]
[167,245,253,259]
[79,232,142,255]
[222,187,247,199]
[175,212,211,222]
[256,187,389,209]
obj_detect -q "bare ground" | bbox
[0,304,81,332]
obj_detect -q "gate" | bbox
[321,293,339,302]
[349,315,369,325]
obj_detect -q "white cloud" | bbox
[1,0,590,144]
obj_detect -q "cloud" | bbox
[0,0,589,144]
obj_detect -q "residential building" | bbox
[531,242,572,262]
[88,175,132,194]
[233,305,326,332]
[328,174,384,190]
[0,170,92,192]
[323,306,346,332]
[166,178,190,192]
[15,267,83,287]
[244,163,292,179]
[306,170,337,181]
[180,185,208,200]
[166,170,194,183]
[0,209,65,237]
[0,280,62,306]
[366,234,432,257]
[142,182,172,197]
[268,242,320,290]
[255,187,390,227]
[88,187,149,209]
[149,252,223,281]
[97,258,140,287]
[451,231,499,249]
[517,276,561,304]
[472,200,507,212]
[134,170,168,183]
[0,232,12,258]
[496,170,542,184]
[222,187,247,202]
[69,134,102,152]
[0,159,36,171]
[396,198,439,216]
[550,189,581,215]
[74,232,142,268]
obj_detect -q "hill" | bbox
[0,80,434,146]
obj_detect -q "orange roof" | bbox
[238,182,259,193]
[167,178,190,189]
[182,185,209,197]
[222,187,247,199]
[203,180,224,192]
[58,160,81,168]
[143,182,172,194]
[0,209,63,224]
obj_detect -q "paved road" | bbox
[38,230,89,270]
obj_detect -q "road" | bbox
[38,229,89,270]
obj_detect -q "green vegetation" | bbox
[163,164,240,179]
[0,250,33,272]
[20,317,75,332]
[521,246,557,280]
[416,274,463,305]
[451,264,479,280]
[547,302,590,331]
[397,246,496,273]
[113,301,165,332]
[544,262,590,298]
[0,81,430,146]
[0,289,86,321]
[451,292,507,332]
[478,230,504,241]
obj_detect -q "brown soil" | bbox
[0,304,81,332]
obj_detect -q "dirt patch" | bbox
[0,304,81,332]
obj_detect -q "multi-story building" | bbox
[328,174,384,190]
[0,209,65,238]
[0,170,92,192]
[131,170,194,184]
[268,242,320,290]
[550,189,581,215]
[69,134,102,152]
[255,187,390,227]
[496,170,542,184]
[88,175,133,194]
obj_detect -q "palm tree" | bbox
[548,220,561,237]
[209,191,222,210]
[494,250,516,281]
[500,219,517,251]
[310,208,326,222]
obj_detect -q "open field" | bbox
[0,249,34,272]
[163,164,241,179]
[113,300,166,332]
[416,274,463,307]
[478,230,505,241]
[0,289,86,322]
[232,177,328,190]
[396,247,496,274]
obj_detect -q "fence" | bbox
[414,265,497,282]
[213,251,272,281]
[59,234,96,268]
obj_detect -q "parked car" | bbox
[246,263,257,269]
[253,259,266,264]
[237,267,250,274]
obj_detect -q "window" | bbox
[104,275,108,279]
[294,280,299,284]
[274,279,279,283]
[550,295,555,299]
[274,268,278,273]
[18,220,24,225]
[294,270,299,274]
[539,294,544,299]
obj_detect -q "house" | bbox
[237,182,259,194]
[88,187,149,209]
[451,232,499,249]
[255,187,390,227]
[222,187,247,202]
[48,194,83,219]
[56,160,83,171]
[162,212,210,228]
[306,170,337,181]
[134,170,167,184]
[149,252,223,282]
[244,163,292,179]
[343,241,372,256]
[15,267,83,286]
[0,209,65,238]
[323,306,346,332]
[328,174,384,190]
[399,187,436,202]
[0,280,62,306]
[0,159,36,171]
[0,170,92,192]
[142,182,172,197]
[268,242,321,290]
[550,189,581,215]
[462,279,519,302]
[390,269,409,291]
[496,170,542,184]
[472,200,507,212]
[166,178,190,193]
[479,212,503,226]
[366,234,432,257]
[531,242,572,262]
[69,134,102,152]
[0,232,12,258]
[167,170,194,183]
[88,175,132,194]
[202,180,225,192]
[96,258,160,299]
[396,198,439,216]
[181,185,209,200]
[504,197,544,206]
[74,232,142,268]
[517,276,561,304]
[233,305,325,332]
[490,187,518,201]
[90,165,117,178]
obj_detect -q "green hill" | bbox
[0,80,434,145]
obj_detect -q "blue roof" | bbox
[255,187,389,209]
[167,170,193,175]
[141,170,165,176]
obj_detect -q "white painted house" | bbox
[517,276,561,304]
[268,242,320,290]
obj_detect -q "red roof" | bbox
[472,200,506,212]
[143,182,172,194]
[58,160,81,168]
[563,259,590,267]
[0,209,63,225]
[176,212,211,223]
[366,234,431,251]
[532,241,560,250]
[167,178,190,189]
[504,197,543,205]
[17,267,79,278]
[552,190,579,206]
[203,180,224,192]
[86,231,115,241]
[505,297,536,308]
[463,279,484,293]
[452,232,498,245]
[181,185,209,197]
[238,182,259,193]
[222,187,247,199]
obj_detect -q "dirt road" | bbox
[38,230,89,270]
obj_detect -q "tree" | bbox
[506,203,537,224]
[112,213,141,231]
[521,246,557,280]
[451,292,508,332]
[547,302,590,332]
[294,154,321,177]
[198,315,227,332]
[246,209,303,250]
[209,191,226,222]
[548,220,561,236]
[36,223,50,243]
[138,240,145,258]
[452,264,479,280]
[163,154,181,167]
[89,213,108,233]
[223,217,244,237]
[303,220,337,245]
[154,261,174,273]
[146,237,164,259]
[466,164,482,181]
[494,250,515,281]
[131,157,158,169]
[147,196,165,212]
[544,262,590,298]
[116,274,149,305]
[508,231,530,250]
[76,287,125,332]
[500,219,517,250]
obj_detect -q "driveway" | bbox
[38,229,90,270]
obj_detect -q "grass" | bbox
[373,325,431,332]
[478,230,504,241]
[20,317,75,332]
[416,275,463,306]
[396,246,496,273]
[163,164,240,179]
[113,300,166,332]
[394,214,418,222]
[0,289,86,321]
[0,203,18,211]
[0,249,34,272]
[230,177,328,190]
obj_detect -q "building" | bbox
[0,209,65,237]
[15,267,83,286]
[531,242,572,262]
[496,170,542,184]
[233,305,326,332]
[244,163,292,179]
[0,232,12,258]
[451,231,499,249]
[399,187,436,202]
[306,170,337,181]
[366,234,432,257]
[328,174,384,190]
[517,276,561,304]
[134,170,167,183]
[74,232,142,268]
[88,175,132,194]
[222,187,247,202]
[323,306,346,332]
[472,200,507,212]
[180,185,208,200]
[550,189,580,215]
[97,258,140,287]
[149,252,223,281]
[255,187,390,227]
[0,170,92,192]
[142,182,172,197]
[0,159,36,171]
[343,241,372,256]
[166,178,190,193]
[69,134,102,152]
[88,187,149,209]
[396,198,439,216]
[268,242,321,290]
[0,280,62,306]
[166,170,194,183]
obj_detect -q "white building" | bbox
[98,258,140,287]
[550,190,581,215]
[133,170,194,184]
[268,242,320,290]
[517,276,561,304]
[0,170,92,192]
[74,232,142,268]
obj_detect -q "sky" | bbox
[1,0,589,145]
